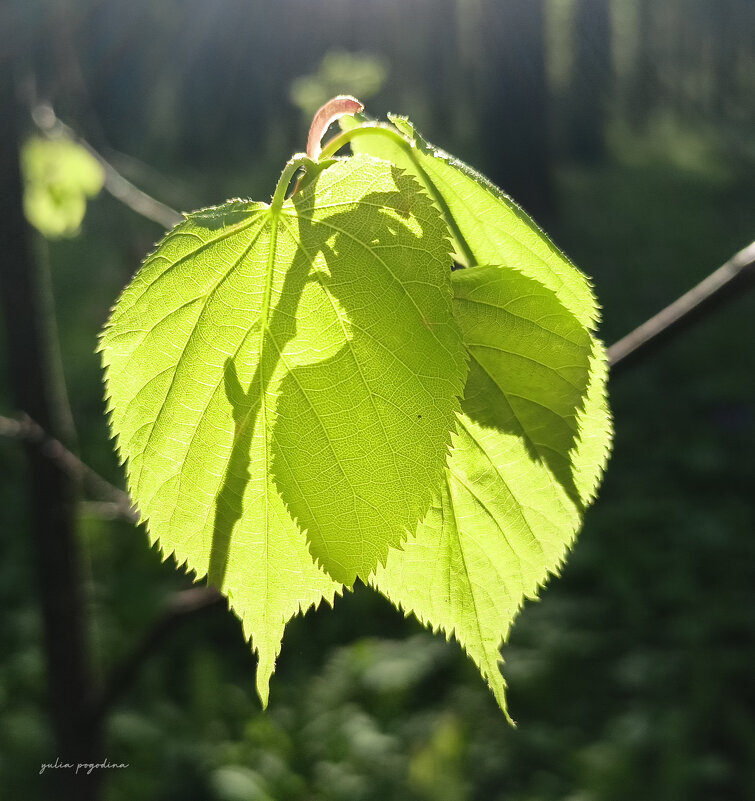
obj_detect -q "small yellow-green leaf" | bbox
[21,136,104,238]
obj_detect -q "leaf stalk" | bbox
[270,154,311,213]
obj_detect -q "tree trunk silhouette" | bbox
[0,58,103,801]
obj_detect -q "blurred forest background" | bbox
[1,0,754,799]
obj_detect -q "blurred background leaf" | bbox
[21,136,104,237]
[290,50,388,118]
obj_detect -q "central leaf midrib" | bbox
[452,292,587,347]
[257,211,279,618]
[444,471,501,686]
[456,414,554,558]
[471,354,577,472]
[446,459,529,584]
[469,343,582,391]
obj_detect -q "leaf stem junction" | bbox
[270,154,312,213]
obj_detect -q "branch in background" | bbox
[90,586,224,726]
[0,411,221,717]
[0,413,137,523]
[32,103,183,230]
[608,240,755,373]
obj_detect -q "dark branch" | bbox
[608,240,755,374]
[0,413,137,523]
[90,586,224,725]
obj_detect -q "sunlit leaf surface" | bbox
[100,155,466,700]
[350,119,611,716]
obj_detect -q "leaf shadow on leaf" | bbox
[205,206,316,589]
[208,165,460,589]
[453,267,594,511]
[207,357,260,588]
[272,167,462,585]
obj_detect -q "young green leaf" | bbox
[341,115,611,715]
[351,115,612,504]
[99,155,467,698]
[373,264,611,719]
[101,100,613,717]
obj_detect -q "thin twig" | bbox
[90,586,224,725]
[306,95,363,160]
[31,103,183,230]
[0,413,137,523]
[1,410,221,716]
[608,240,755,373]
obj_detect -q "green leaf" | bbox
[373,264,611,719]
[345,117,611,715]
[21,136,104,238]
[99,155,467,699]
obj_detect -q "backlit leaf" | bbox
[349,119,612,715]
[99,155,467,700]
[374,264,610,718]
